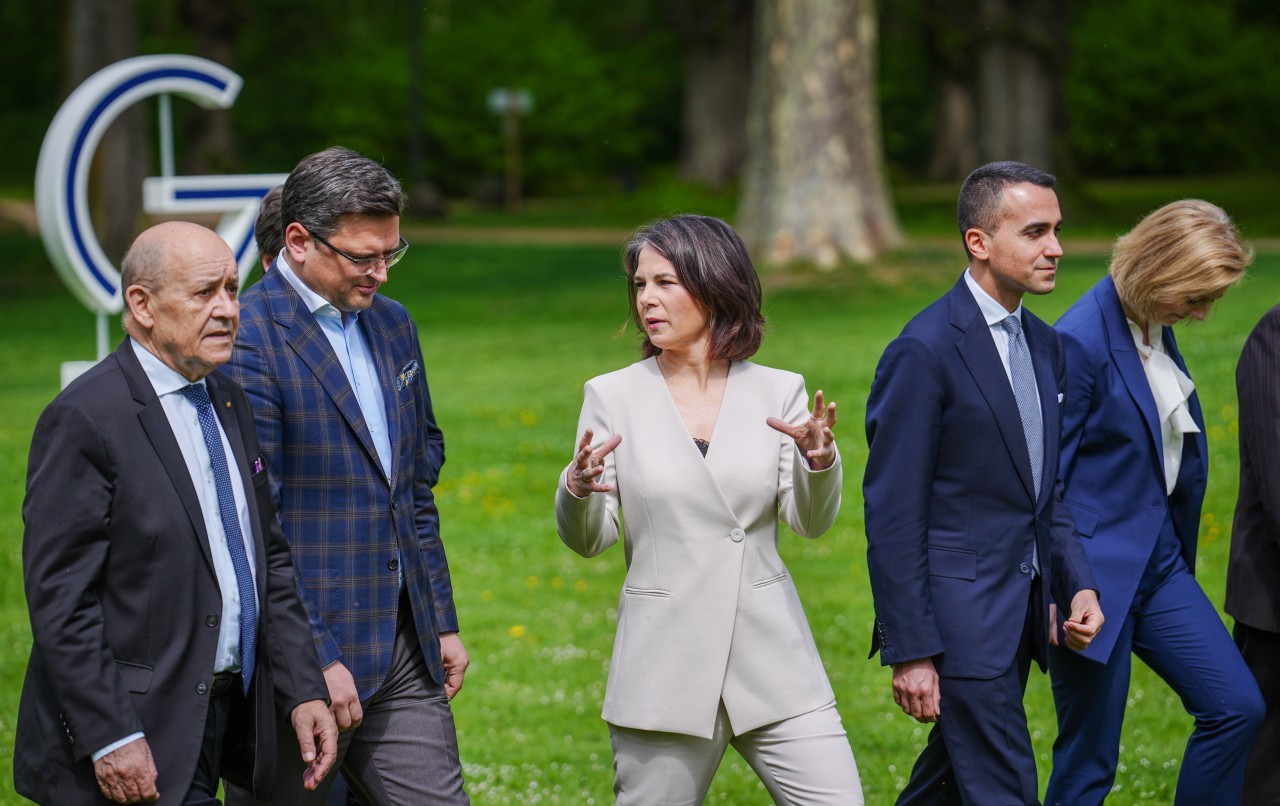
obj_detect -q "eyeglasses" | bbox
[310,230,410,274]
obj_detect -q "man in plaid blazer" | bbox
[223,147,468,804]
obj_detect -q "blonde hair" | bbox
[1110,199,1252,325]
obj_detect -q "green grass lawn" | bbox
[1,229,1276,804]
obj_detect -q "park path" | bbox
[3,199,1278,256]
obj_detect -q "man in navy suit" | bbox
[864,161,1103,805]
[224,147,468,804]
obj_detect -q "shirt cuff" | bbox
[92,732,146,763]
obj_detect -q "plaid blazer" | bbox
[222,266,455,699]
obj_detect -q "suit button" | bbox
[388,558,400,571]
[196,681,208,695]
[206,614,219,627]
[1019,563,1031,574]
[729,528,745,543]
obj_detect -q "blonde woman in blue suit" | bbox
[556,215,863,805]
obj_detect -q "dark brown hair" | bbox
[623,214,765,360]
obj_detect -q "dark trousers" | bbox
[1046,528,1264,806]
[184,675,236,806]
[896,592,1039,806]
[226,600,466,805]
[1235,622,1280,805]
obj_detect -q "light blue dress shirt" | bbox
[276,259,393,479]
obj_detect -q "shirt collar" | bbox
[276,254,352,322]
[964,268,1024,327]
[131,336,202,398]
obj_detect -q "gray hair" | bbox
[957,161,1056,258]
[281,147,407,238]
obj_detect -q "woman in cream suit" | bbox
[556,215,863,805]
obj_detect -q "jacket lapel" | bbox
[119,340,218,575]
[641,358,744,526]
[360,309,401,484]
[1098,277,1165,478]
[207,374,266,589]
[264,271,385,477]
[949,281,1038,504]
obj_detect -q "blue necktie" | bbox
[1002,315,1041,573]
[180,383,257,695]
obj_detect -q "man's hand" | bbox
[440,631,469,699]
[1060,589,1104,651]
[323,661,364,731]
[892,657,941,723]
[290,699,338,791]
[93,737,159,803]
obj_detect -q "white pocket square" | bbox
[1057,393,1064,403]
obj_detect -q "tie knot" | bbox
[1001,314,1023,336]
[179,383,213,410]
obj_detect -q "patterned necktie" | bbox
[180,383,256,695]
[1002,315,1041,574]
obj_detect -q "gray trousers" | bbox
[226,610,467,805]
[609,700,863,805]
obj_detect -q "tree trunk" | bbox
[67,0,143,264]
[179,0,243,173]
[974,0,1067,171]
[669,0,752,188]
[737,0,901,267]
[927,76,979,181]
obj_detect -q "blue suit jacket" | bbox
[864,276,1095,679]
[223,265,456,699]
[1055,275,1207,663]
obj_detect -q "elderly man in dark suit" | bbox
[224,147,467,804]
[14,221,336,805]
[1229,304,1280,804]
[864,161,1104,805]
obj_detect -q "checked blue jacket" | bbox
[222,264,456,699]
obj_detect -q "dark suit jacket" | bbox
[1228,304,1280,633]
[14,339,327,805]
[225,264,456,699]
[863,276,1095,679]
[1056,275,1208,662]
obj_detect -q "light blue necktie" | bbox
[1002,315,1041,572]
[181,383,257,695]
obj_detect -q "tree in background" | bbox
[67,0,145,263]
[738,0,901,266]
[666,0,753,190]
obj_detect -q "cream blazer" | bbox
[556,357,842,739]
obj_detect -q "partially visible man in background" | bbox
[1228,303,1280,804]
[15,221,335,805]
[254,184,284,272]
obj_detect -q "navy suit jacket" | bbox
[224,264,456,699]
[864,276,1095,679]
[1055,275,1208,663]
[15,340,326,804]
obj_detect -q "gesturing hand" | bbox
[566,428,622,498]
[766,389,838,470]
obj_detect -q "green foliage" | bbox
[3,228,1279,803]
[1066,0,1280,176]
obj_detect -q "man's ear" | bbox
[965,227,990,262]
[124,284,154,329]
[284,222,309,263]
